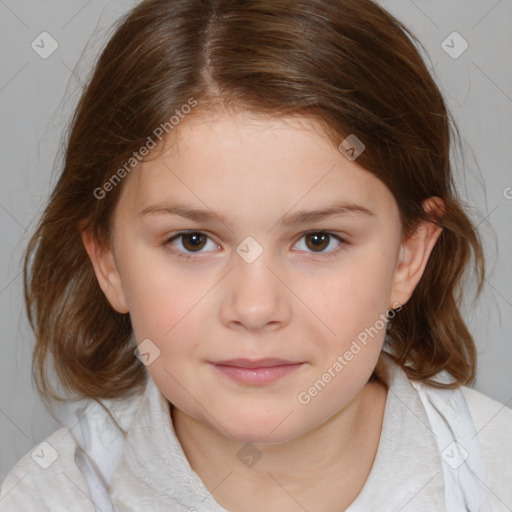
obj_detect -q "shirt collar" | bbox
[346,351,446,510]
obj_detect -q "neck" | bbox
[171,378,388,512]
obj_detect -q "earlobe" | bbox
[390,197,444,308]
[81,229,129,314]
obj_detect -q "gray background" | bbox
[1,0,511,482]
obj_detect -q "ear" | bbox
[390,197,445,308]
[81,229,129,314]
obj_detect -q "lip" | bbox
[209,358,305,385]
[211,358,301,368]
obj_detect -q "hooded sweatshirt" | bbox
[1,351,511,511]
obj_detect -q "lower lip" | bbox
[210,363,304,385]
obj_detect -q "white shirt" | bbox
[1,351,512,511]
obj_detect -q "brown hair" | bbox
[24,0,485,404]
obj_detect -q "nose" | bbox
[219,247,292,333]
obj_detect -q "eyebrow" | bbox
[139,201,375,226]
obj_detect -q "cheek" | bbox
[121,262,213,382]
[128,282,202,403]
[117,243,205,335]
[320,254,395,332]
[128,284,206,354]
[306,252,395,382]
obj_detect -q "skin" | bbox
[82,110,443,511]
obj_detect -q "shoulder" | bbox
[460,385,512,425]
[460,385,512,440]
[460,385,512,508]
[0,427,95,512]
[460,384,512,441]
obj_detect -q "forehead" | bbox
[115,110,399,225]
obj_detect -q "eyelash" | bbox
[163,231,347,260]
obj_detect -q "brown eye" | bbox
[304,232,330,252]
[294,231,345,257]
[179,233,208,252]
[165,232,217,259]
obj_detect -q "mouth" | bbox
[209,358,306,385]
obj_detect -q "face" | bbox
[84,110,440,444]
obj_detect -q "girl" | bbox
[1,0,511,510]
